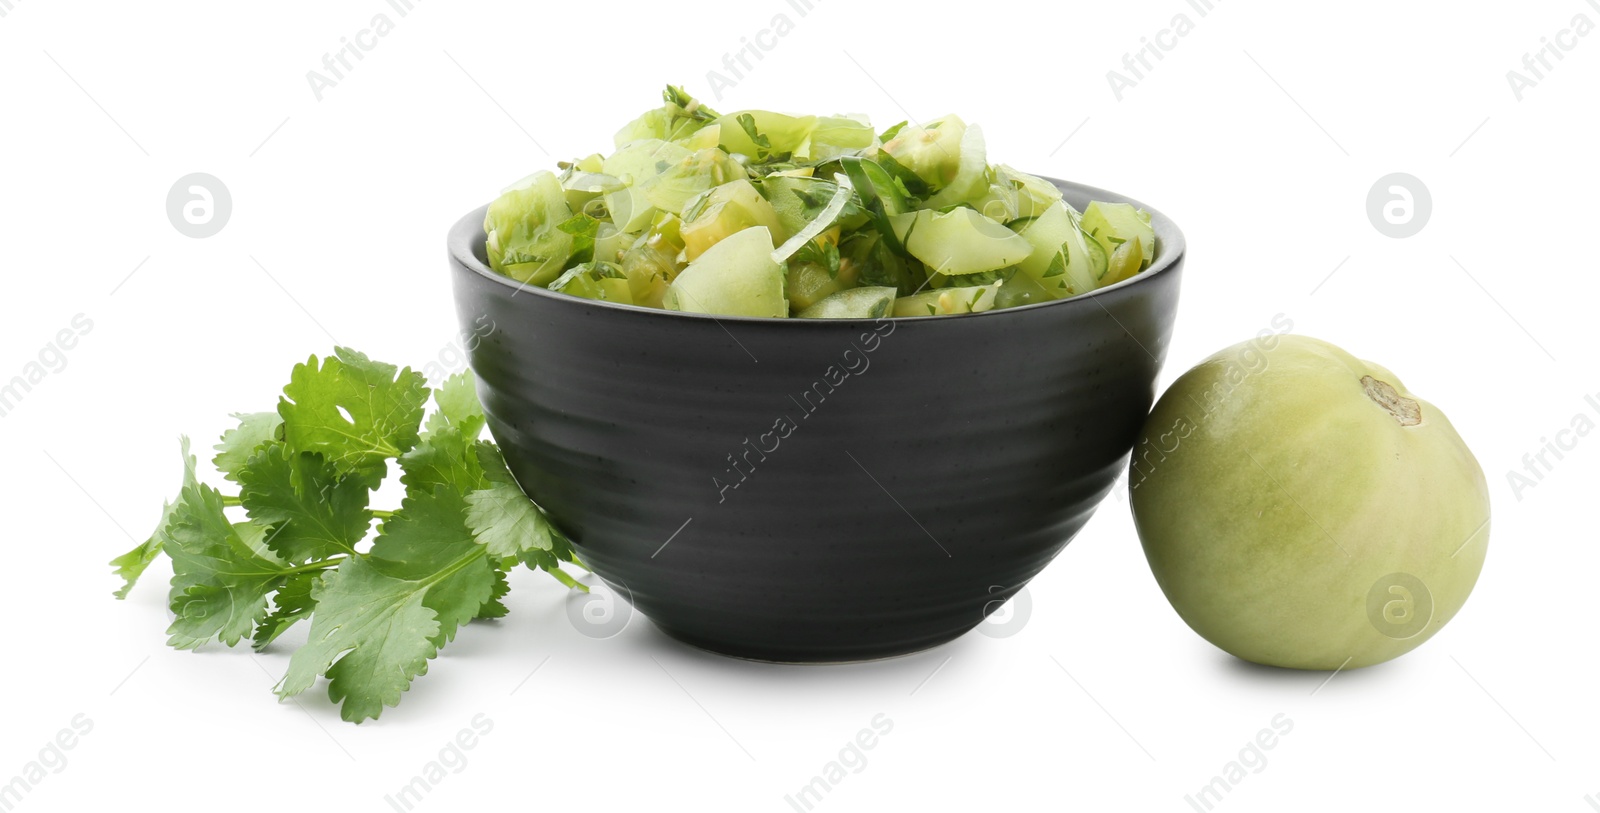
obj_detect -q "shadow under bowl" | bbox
[448,178,1185,662]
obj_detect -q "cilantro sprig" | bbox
[111,348,584,723]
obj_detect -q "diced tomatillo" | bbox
[797,115,876,162]
[995,269,1054,309]
[891,282,1002,317]
[922,124,989,209]
[641,148,748,214]
[797,286,896,319]
[891,208,1034,276]
[664,227,788,318]
[613,85,721,148]
[997,164,1065,219]
[680,179,787,261]
[1011,201,1106,297]
[484,170,576,286]
[550,261,633,304]
[716,110,817,161]
[1080,201,1156,278]
[786,253,859,312]
[603,139,691,184]
[881,114,966,190]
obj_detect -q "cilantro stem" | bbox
[279,558,344,576]
[217,492,395,526]
[544,566,584,591]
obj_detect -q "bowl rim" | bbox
[449,175,1185,325]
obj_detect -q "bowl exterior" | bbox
[449,181,1184,661]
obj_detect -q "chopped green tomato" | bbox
[620,243,675,308]
[619,214,685,309]
[593,223,632,265]
[771,178,853,264]
[923,124,989,209]
[880,114,967,190]
[680,179,787,261]
[485,86,1156,314]
[649,209,684,247]
[614,110,670,147]
[1079,225,1110,288]
[561,171,625,213]
[1103,237,1145,287]
[681,123,721,150]
[891,282,1002,317]
[786,253,860,311]
[995,271,1053,309]
[761,176,851,238]
[664,227,787,318]
[597,278,633,304]
[1080,201,1157,273]
[891,208,1034,276]
[549,262,634,305]
[798,286,897,319]
[797,115,876,162]
[1011,201,1076,296]
[971,176,1021,224]
[640,148,748,214]
[613,85,721,147]
[716,111,817,161]
[484,171,576,286]
[602,139,690,184]
[996,165,1065,219]
[1012,201,1107,297]
[604,185,655,233]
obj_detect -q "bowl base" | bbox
[651,621,975,665]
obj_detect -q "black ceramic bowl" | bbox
[448,179,1184,662]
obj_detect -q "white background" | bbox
[1,0,1595,810]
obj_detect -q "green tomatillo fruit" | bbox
[1129,334,1490,670]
